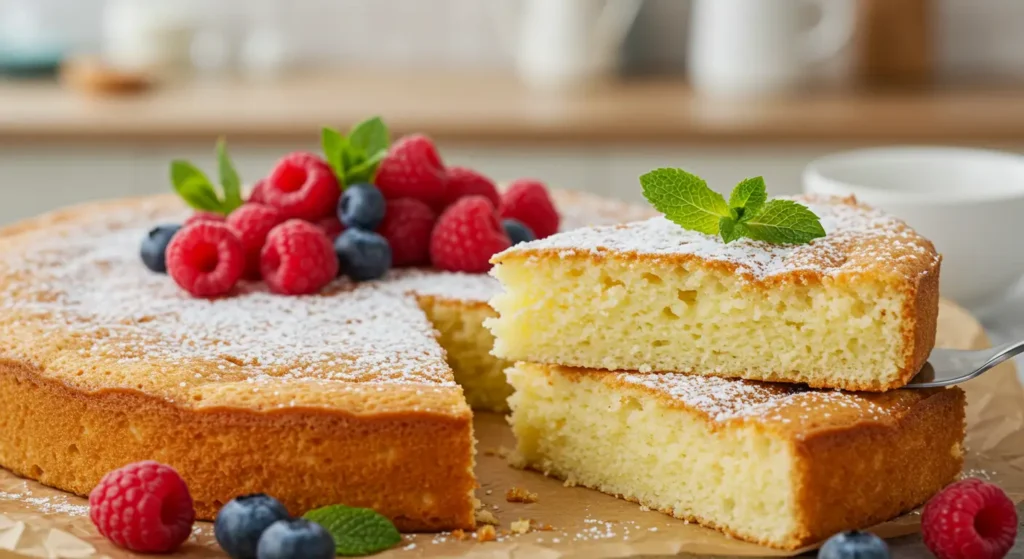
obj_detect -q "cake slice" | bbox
[489,196,940,391]
[506,362,965,550]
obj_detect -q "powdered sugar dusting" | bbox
[499,196,938,281]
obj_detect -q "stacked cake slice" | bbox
[486,195,965,550]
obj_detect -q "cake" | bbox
[505,362,966,549]
[0,190,651,530]
[489,195,941,392]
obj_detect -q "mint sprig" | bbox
[169,137,244,215]
[303,505,401,557]
[322,116,391,188]
[640,168,825,245]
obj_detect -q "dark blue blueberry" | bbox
[818,531,890,559]
[140,224,181,273]
[334,228,392,282]
[502,218,536,246]
[256,519,334,559]
[337,183,386,230]
[214,494,291,559]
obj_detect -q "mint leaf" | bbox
[216,138,243,213]
[304,505,401,557]
[728,176,767,221]
[743,199,826,244]
[348,116,389,156]
[170,160,223,213]
[340,142,365,180]
[640,168,730,235]
[345,149,386,185]
[719,216,746,243]
[322,127,346,179]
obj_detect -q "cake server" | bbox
[905,340,1024,388]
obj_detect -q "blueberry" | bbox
[140,224,181,273]
[818,531,890,559]
[502,219,536,246]
[214,494,291,559]
[256,519,334,559]
[334,229,392,282]
[337,183,386,230]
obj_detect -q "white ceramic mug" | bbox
[493,0,643,91]
[804,147,1024,312]
[688,0,856,97]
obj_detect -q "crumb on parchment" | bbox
[510,519,530,534]
[476,509,499,525]
[451,529,468,541]
[506,486,539,503]
[476,525,497,542]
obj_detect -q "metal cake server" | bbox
[904,339,1024,388]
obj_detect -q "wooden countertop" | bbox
[1,71,1023,146]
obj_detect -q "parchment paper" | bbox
[1,299,1021,558]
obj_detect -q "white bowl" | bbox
[804,146,1024,310]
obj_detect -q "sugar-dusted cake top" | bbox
[494,195,939,284]
[0,191,646,414]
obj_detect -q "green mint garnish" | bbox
[303,505,401,557]
[640,168,825,245]
[169,138,244,215]
[322,116,391,188]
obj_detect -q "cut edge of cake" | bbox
[506,362,965,549]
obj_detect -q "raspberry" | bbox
[88,461,195,553]
[499,179,560,239]
[261,220,338,295]
[430,196,510,273]
[263,152,340,220]
[226,203,286,280]
[165,222,245,298]
[249,179,268,204]
[375,134,447,206]
[922,478,1017,559]
[379,198,436,267]
[184,211,225,226]
[437,166,499,211]
[314,215,345,240]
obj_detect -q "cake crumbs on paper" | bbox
[510,519,531,534]
[476,525,497,542]
[450,529,468,541]
[485,489,493,495]
[475,509,499,525]
[639,505,651,511]
[506,486,539,503]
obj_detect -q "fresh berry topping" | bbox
[257,519,335,559]
[818,531,890,559]
[314,215,345,240]
[166,222,245,298]
[439,166,500,210]
[430,196,511,273]
[334,229,392,282]
[227,203,286,280]
[263,152,341,221]
[184,211,226,226]
[502,218,536,246]
[215,494,291,559]
[374,134,447,205]
[378,198,435,267]
[499,179,560,238]
[249,179,268,204]
[140,224,181,273]
[922,478,1017,559]
[88,461,195,554]
[260,220,338,295]
[337,183,386,230]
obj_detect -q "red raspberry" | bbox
[248,179,268,204]
[315,215,345,240]
[922,478,1017,559]
[260,219,338,295]
[184,211,225,226]
[226,203,286,280]
[430,196,511,273]
[262,152,340,221]
[375,134,447,206]
[89,461,195,553]
[437,166,500,211]
[499,179,560,239]
[379,198,436,267]
[165,222,245,298]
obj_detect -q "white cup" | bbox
[803,147,1024,311]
